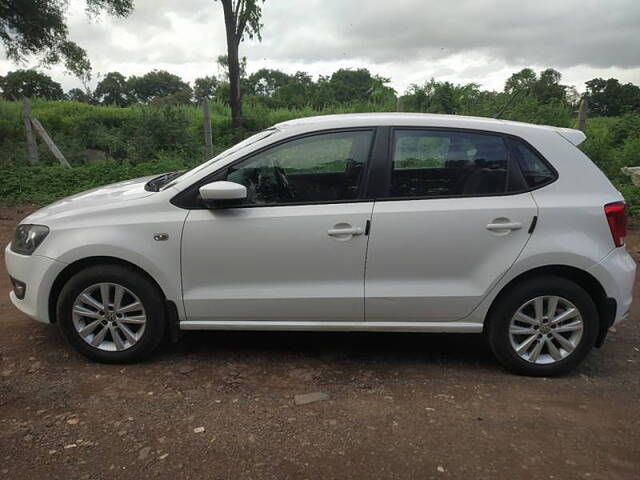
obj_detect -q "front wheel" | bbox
[57,264,166,363]
[487,276,599,376]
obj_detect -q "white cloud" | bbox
[1,0,639,93]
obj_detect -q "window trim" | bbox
[171,127,380,210]
[371,126,558,202]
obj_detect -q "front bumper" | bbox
[588,246,637,325]
[4,244,67,323]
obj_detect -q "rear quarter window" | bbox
[509,140,556,188]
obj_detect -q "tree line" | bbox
[1,65,640,118]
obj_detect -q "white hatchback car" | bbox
[5,113,636,375]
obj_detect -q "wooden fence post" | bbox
[577,96,588,132]
[202,98,213,159]
[30,117,71,168]
[22,98,39,165]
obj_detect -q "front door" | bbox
[181,129,375,323]
[365,128,538,322]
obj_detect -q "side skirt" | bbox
[179,321,483,333]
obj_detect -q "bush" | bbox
[581,115,640,214]
[1,100,639,215]
[0,156,198,205]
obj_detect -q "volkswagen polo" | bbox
[5,113,636,375]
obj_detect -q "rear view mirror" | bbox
[199,181,247,206]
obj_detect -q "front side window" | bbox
[224,130,373,205]
[390,130,512,198]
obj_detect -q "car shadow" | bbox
[160,330,498,370]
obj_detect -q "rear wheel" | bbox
[57,264,166,363]
[487,276,599,376]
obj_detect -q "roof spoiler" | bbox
[555,128,586,146]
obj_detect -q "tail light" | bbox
[604,202,627,247]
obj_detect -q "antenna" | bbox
[494,88,523,119]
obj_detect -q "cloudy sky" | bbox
[2,0,640,93]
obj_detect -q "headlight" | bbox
[11,224,50,255]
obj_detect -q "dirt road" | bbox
[1,206,639,480]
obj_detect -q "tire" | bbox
[56,264,166,363]
[486,276,599,376]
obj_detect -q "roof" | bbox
[274,113,586,146]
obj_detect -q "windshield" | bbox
[160,128,278,190]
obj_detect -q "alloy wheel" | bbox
[71,283,147,352]
[509,295,584,364]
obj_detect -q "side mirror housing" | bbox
[199,181,247,207]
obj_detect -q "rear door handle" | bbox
[328,227,364,236]
[486,222,523,231]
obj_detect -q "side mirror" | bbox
[199,181,247,206]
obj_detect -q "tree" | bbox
[94,71,131,106]
[66,87,92,103]
[0,69,63,100]
[505,68,537,94]
[369,75,396,105]
[0,0,134,78]
[586,78,640,116]
[247,68,290,96]
[127,70,192,104]
[272,72,313,109]
[532,68,566,104]
[194,75,219,101]
[329,68,374,103]
[215,0,265,128]
[401,79,480,114]
[505,68,567,104]
[310,75,335,110]
[216,54,247,81]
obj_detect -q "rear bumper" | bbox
[588,246,636,325]
[4,244,67,324]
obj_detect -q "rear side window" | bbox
[389,130,514,198]
[509,140,556,188]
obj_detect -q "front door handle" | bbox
[486,221,523,231]
[328,226,364,236]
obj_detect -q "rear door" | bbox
[365,128,538,322]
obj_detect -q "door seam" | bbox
[362,202,376,322]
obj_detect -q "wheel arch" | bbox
[48,256,169,325]
[484,264,615,347]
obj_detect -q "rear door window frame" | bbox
[365,126,558,201]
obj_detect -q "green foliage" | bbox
[194,76,219,101]
[127,70,193,104]
[329,68,375,104]
[246,68,291,96]
[1,98,639,216]
[0,0,133,77]
[504,68,568,105]
[580,114,640,215]
[95,72,131,106]
[0,70,64,100]
[586,78,640,116]
[66,88,92,103]
[0,156,197,206]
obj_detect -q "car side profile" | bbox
[5,113,636,375]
